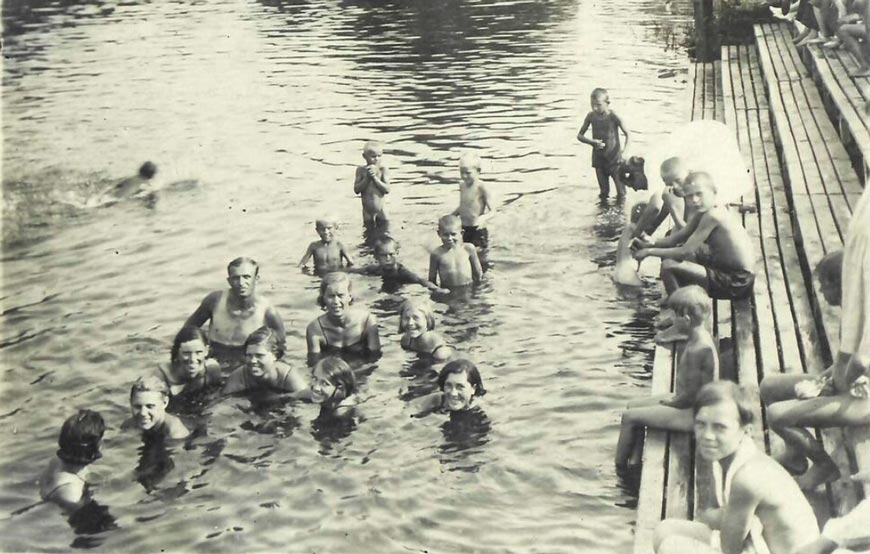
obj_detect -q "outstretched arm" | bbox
[635,212,712,261]
[298,243,315,267]
[264,306,286,340]
[428,253,439,285]
[339,242,355,266]
[184,291,220,329]
[402,266,449,294]
[631,193,665,239]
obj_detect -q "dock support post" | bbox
[694,0,716,62]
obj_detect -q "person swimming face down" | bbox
[437,359,486,412]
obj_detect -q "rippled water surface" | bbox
[2,0,693,551]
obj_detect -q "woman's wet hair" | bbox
[398,298,436,333]
[170,325,209,365]
[130,375,170,400]
[314,356,357,407]
[666,285,711,325]
[437,359,486,398]
[244,326,286,360]
[317,272,353,309]
[693,381,754,426]
[57,409,106,465]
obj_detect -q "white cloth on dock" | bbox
[822,498,870,551]
[644,120,753,205]
[841,187,870,364]
[711,437,772,554]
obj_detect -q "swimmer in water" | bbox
[184,257,286,371]
[96,161,158,205]
[305,272,381,363]
[39,410,106,512]
[428,214,483,290]
[125,376,190,440]
[298,216,355,275]
[398,298,454,361]
[415,359,486,414]
[309,356,359,417]
[354,140,391,229]
[348,237,448,294]
[153,326,222,408]
[223,326,308,395]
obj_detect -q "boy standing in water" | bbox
[577,88,631,199]
[40,410,106,512]
[354,140,390,229]
[452,151,493,251]
[428,214,483,289]
[298,217,355,275]
[184,257,286,370]
[633,172,755,300]
[654,382,819,554]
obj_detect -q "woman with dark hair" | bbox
[415,358,486,415]
[223,326,307,395]
[310,356,358,417]
[39,410,106,512]
[155,326,222,407]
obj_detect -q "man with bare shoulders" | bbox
[428,214,482,290]
[655,381,819,554]
[633,171,756,300]
[184,257,285,370]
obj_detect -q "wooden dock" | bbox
[632,23,868,554]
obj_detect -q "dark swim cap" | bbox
[57,409,106,465]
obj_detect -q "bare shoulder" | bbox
[733,452,790,493]
[306,316,323,335]
[464,243,477,255]
[201,289,223,308]
[165,414,190,440]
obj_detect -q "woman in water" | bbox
[155,326,222,409]
[305,272,381,362]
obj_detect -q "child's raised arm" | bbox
[368,165,390,195]
[353,166,368,195]
[467,244,483,283]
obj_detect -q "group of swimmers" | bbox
[38,141,494,517]
[579,81,870,553]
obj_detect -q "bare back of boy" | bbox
[429,244,481,288]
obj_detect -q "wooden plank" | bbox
[770,23,809,81]
[634,345,676,554]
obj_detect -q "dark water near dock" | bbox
[2,0,692,551]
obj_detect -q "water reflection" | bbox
[311,409,361,455]
[438,407,491,472]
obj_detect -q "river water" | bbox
[1,0,693,552]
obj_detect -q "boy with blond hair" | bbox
[354,140,390,228]
[298,216,355,274]
[453,151,493,251]
[428,214,482,289]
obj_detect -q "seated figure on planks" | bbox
[760,191,870,490]
[615,286,718,467]
[654,381,819,554]
[184,257,286,371]
[632,171,756,301]
[835,0,870,76]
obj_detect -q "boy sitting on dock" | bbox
[452,151,493,251]
[632,171,756,300]
[354,140,390,229]
[428,214,482,290]
[834,0,870,76]
[654,382,819,554]
[349,236,448,294]
[298,217,355,275]
[184,257,286,371]
[630,157,691,240]
[577,87,630,199]
[615,286,718,468]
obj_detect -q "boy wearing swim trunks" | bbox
[577,87,631,199]
[633,171,756,300]
[654,382,819,554]
[184,257,286,371]
[452,151,493,251]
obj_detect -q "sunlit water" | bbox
[1,0,693,551]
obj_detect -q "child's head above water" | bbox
[138,161,158,180]
[310,356,357,408]
[373,236,399,267]
[398,297,437,334]
[666,285,711,326]
[362,141,383,165]
[57,409,106,466]
[815,249,843,306]
[590,87,610,112]
[315,217,338,242]
[437,214,462,239]
[660,157,688,189]
[437,358,486,411]
[244,325,286,361]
